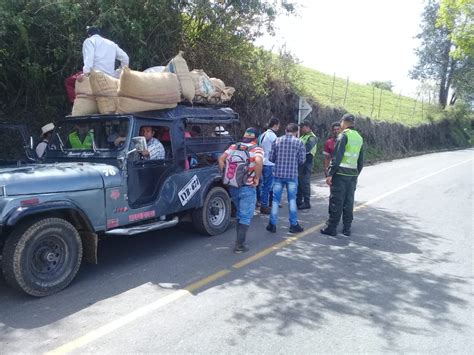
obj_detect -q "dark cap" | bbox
[341,113,355,123]
[86,26,100,36]
[299,120,312,128]
[242,127,258,143]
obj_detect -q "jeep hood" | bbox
[0,163,121,196]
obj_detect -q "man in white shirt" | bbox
[36,123,55,158]
[258,117,280,214]
[77,26,129,82]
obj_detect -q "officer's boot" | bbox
[234,223,249,253]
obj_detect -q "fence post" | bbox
[343,76,349,106]
[411,95,418,120]
[330,73,336,103]
[377,89,383,118]
[392,91,402,119]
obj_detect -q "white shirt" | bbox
[260,129,277,166]
[36,140,48,158]
[82,34,129,77]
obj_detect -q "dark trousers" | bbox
[327,174,357,228]
[297,163,312,205]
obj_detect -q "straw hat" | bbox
[41,123,55,136]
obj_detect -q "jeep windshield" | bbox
[0,123,36,165]
[46,117,130,159]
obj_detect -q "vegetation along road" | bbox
[0,149,472,353]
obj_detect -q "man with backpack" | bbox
[218,128,264,253]
[266,123,306,234]
[258,117,280,214]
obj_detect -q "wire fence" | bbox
[305,72,433,124]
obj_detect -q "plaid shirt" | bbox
[147,137,165,160]
[269,134,306,179]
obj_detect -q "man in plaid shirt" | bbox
[266,123,306,234]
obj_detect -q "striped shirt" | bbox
[269,134,306,179]
[224,142,264,185]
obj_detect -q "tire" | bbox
[2,217,83,297]
[192,186,231,236]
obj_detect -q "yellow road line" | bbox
[46,156,473,354]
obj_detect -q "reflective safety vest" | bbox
[300,131,318,156]
[337,128,363,176]
[69,131,93,149]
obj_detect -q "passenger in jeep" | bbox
[67,123,94,149]
[140,126,165,160]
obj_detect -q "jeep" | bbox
[0,105,238,296]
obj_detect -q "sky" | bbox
[256,0,425,97]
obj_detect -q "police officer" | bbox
[67,123,94,149]
[297,121,318,210]
[321,113,364,237]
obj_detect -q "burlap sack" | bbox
[89,71,119,114]
[190,69,215,99]
[74,76,94,96]
[165,51,195,102]
[71,96,99,116]
[118,66,180,104]
[117,97,177,113]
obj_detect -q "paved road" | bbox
[0,149,472,354]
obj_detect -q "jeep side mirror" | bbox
[131,136,147,153]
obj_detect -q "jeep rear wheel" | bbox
[2,218,83,297]
[192,187,231,236]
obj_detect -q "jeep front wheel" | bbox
[2,217,83,297]
[192,186,231,236]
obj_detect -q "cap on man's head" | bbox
[299,120,312,128]
[331,121,341,129]
[41,123,55,136]
[341,113,355,123]
[214,126,229,135]
[86,26,100,36]
[242,127,258,143]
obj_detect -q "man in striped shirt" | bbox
[266,123,306,234]
[219,128,263,253]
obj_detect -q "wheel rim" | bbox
[208,196,226,226]
[29,235,68,282]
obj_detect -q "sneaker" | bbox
[260,206,271,215]
[289,224,304,234]
[342,226,351,236]
[266,223,276,233]
[234,244,249,253]
[320,227,337,237]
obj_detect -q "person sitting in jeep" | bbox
[67,122,94,149]
[140,126,165,160]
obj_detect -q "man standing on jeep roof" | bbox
[218,128,263,253]
[266,123,306,234]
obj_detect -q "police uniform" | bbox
[323,116,364,236]
[297,128,318,209]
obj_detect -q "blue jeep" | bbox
[0,105,238,296]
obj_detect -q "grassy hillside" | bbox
[297,66,441,126]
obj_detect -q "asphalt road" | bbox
[0,149,472,354]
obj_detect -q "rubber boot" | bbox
[234,224,249,253]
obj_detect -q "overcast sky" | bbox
[256,0,425,97]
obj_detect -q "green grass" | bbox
[297,66,442,126]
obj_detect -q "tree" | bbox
[368,80,393,92]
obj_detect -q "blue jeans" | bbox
[229,186,257,226]
[259,165,274,207]
[270,177,299,226]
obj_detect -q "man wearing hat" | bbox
[321,113,364,237]
[218,128,263,253]
[297,121,318,210]
[36,123,55,158]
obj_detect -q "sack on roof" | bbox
[117,97,177,113]
[89,71,119,114]
[71,77,99,116]
[165,51,195,102]
[118,66,181,104]
[190,69,215,101]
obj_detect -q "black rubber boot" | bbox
[234,224,249,253]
